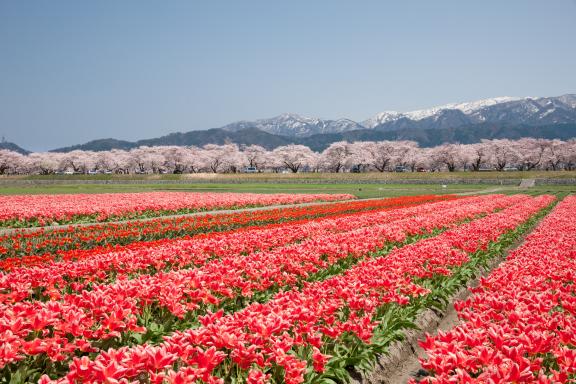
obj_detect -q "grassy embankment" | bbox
[0,171,574,198]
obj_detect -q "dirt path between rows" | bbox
[457,186,507,195]
[350,255,504,384]
[383,257,504,384]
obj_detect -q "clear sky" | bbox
[1,0,575,151]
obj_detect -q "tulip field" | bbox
[0,192,355,227]
[0,194,452,267]
[0,190,573,383]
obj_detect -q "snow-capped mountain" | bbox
[223,94,576,138]
[364,94,576,132]
[362,96,522,127]
[222,113,364,138]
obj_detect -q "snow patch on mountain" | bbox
[363,96,527,128]
[223,113,364,137]
[406,96,524,119]
[223,94,575,137]
[361,111,403,129]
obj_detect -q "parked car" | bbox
[244,167,258,173]
[478,165,496,172]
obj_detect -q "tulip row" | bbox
[37,194,553,384]
[0,194,453,262]
[0,194,511,306]
[0,191,356,228]
[0,195,520,378]
[416,195,576,383]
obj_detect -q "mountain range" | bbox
[223,94,576,138]
[4,94,576,153]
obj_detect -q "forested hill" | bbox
[299,123,576,151]
[0,141,30,155]
[51,128,295,152]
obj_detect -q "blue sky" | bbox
[1,0,575,151]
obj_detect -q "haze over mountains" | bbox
[4,94,576,154]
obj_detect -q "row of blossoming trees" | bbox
[0,138,575,175]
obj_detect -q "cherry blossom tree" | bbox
[27,152,63,174]
[94,151,115,173]
[513,138,548,171]
[179,146,204,173]
[107,150,132,173]
[59,150,97,173]
[430,143,467,172]
[320,141,352,173]
[347,142,373,172]
[272,144,317,173]
[221,144,248,173]
[0,150,25,175]
[242,145,268,170]
[264,150,284,173]
[128,147,166,173]
[363,141,398,172]
[563,139,576,170]
[201,144,245,173]
[2,138,574,175]
[467,142,491,171]
[160,146,193,174]
[485,139,519,171]
[391,141,419,170]
[404,146,430,172]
